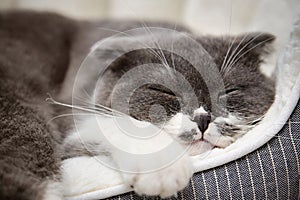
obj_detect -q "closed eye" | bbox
[225,88,239,94]
[147,85,177,97]
[218,88,239,99]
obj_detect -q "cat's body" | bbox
[0,11,275,199]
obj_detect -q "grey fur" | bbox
[62,141,110,160]
[91,31,275,137]
[0,10,275,199]
[0,11,189,199]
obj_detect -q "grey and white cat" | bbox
[0,11,275,199]
[62,28,275,197]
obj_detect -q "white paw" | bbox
[204,123,235,148]
[210,135,235,148]
[123,155,193,198]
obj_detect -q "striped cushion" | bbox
[108,100,300,199]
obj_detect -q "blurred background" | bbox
[0,0,298,75]
[0,0,297,34]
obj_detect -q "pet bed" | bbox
[65,8,300,200]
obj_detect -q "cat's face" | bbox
[92,30,275,154]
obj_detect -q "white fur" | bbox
[63,115,193,198]
[162,113,200,138]
[121,153,193,198]
[62,156,123,197]
[63,2,300,200]
[193,106,208,115]
[62,107,241,198]
[204,123,235,148]
[162,112,215,156]
[163,112,240,149]
[62,106,246,198]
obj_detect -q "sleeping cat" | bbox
[0,11,275,199]
[62,28,275,197]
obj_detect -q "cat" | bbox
[61,27,275,197]
[0,11,275,199]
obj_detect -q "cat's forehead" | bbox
[96,30,208,55]
[92,30,275,93]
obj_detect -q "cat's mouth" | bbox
[191,138,222,149]
[191,138,207,144]
[186,136,215,156]
[189,125,232,149]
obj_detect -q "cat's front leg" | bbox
[119,152,193,198]
[109,123,194,198]
[70,115,193,198]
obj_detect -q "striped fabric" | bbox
[108,100,300,199]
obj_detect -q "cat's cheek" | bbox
[162,113,200,139]
[204,123,235,148]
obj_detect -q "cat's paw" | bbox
[208,134,235,148]
[204,123,235,148]
[123,154,193,198]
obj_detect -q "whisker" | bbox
[170,21,179,71]
[225,33,265,74]
[228,0,233,35]
[47,113,96,124]
[73,95,92,106]
[97,25,176,79]
[220,0,234,75]
[221,32,252,75]
[220,36,237,75]
[227,36,274,71]
[171,38,176,71]
[93,103,126,116]
[105,2,175,73]
[71,95,114,116]
[46,94,125,117]
[138,23,175,77]
[82,87,93,99]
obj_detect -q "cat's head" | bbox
[91,29,275,154]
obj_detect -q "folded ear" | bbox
[197,32,275,71]
[230,32,275,58]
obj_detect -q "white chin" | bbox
[187,140,214,156]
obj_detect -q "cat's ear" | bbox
[230,32,275,58]
[214,32,276,71]
[197,32,275,70]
